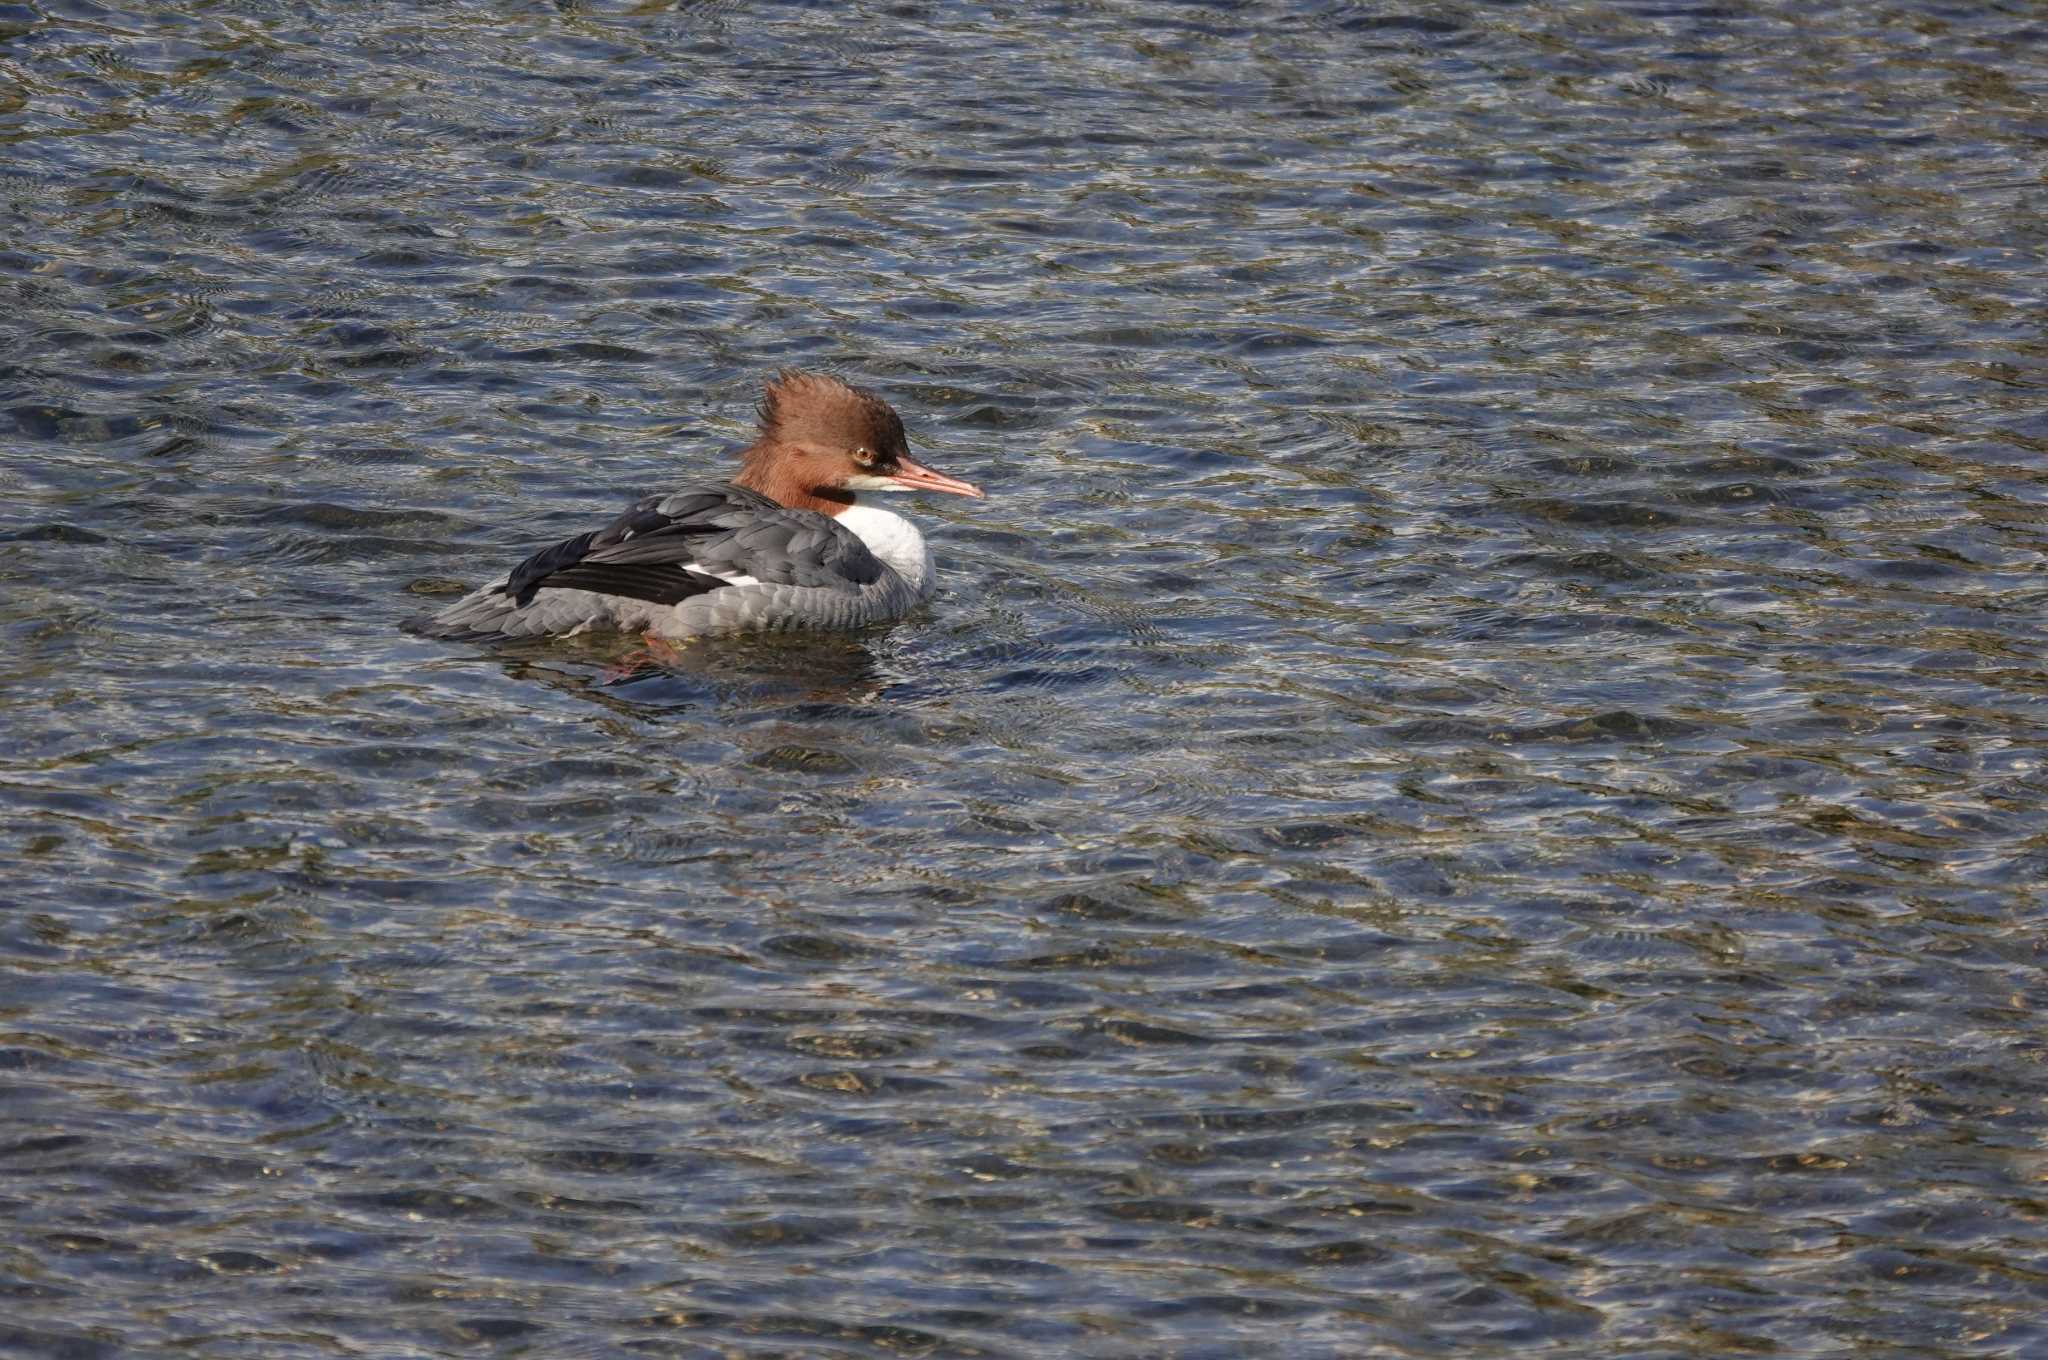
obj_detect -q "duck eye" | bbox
[853,447,876,467]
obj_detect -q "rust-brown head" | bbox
[734,370,983,516]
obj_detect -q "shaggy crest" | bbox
[756,370,909,459]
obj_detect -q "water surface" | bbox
[3,1,2047,1356]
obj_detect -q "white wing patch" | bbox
[685,564,760,589]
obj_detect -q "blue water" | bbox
[3,2,2046,1356]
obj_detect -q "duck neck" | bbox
[734,441,853,516]
[835,502,934,597]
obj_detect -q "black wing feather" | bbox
[506,529,601,605]
[525,563,730,606]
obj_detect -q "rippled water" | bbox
[4,1,2047,1355]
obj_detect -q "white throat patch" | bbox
[842,473,910,493]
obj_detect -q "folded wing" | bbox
[503,483,886,607]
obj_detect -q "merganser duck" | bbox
[414,371,984,641]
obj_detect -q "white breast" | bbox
[836,504,936,599]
